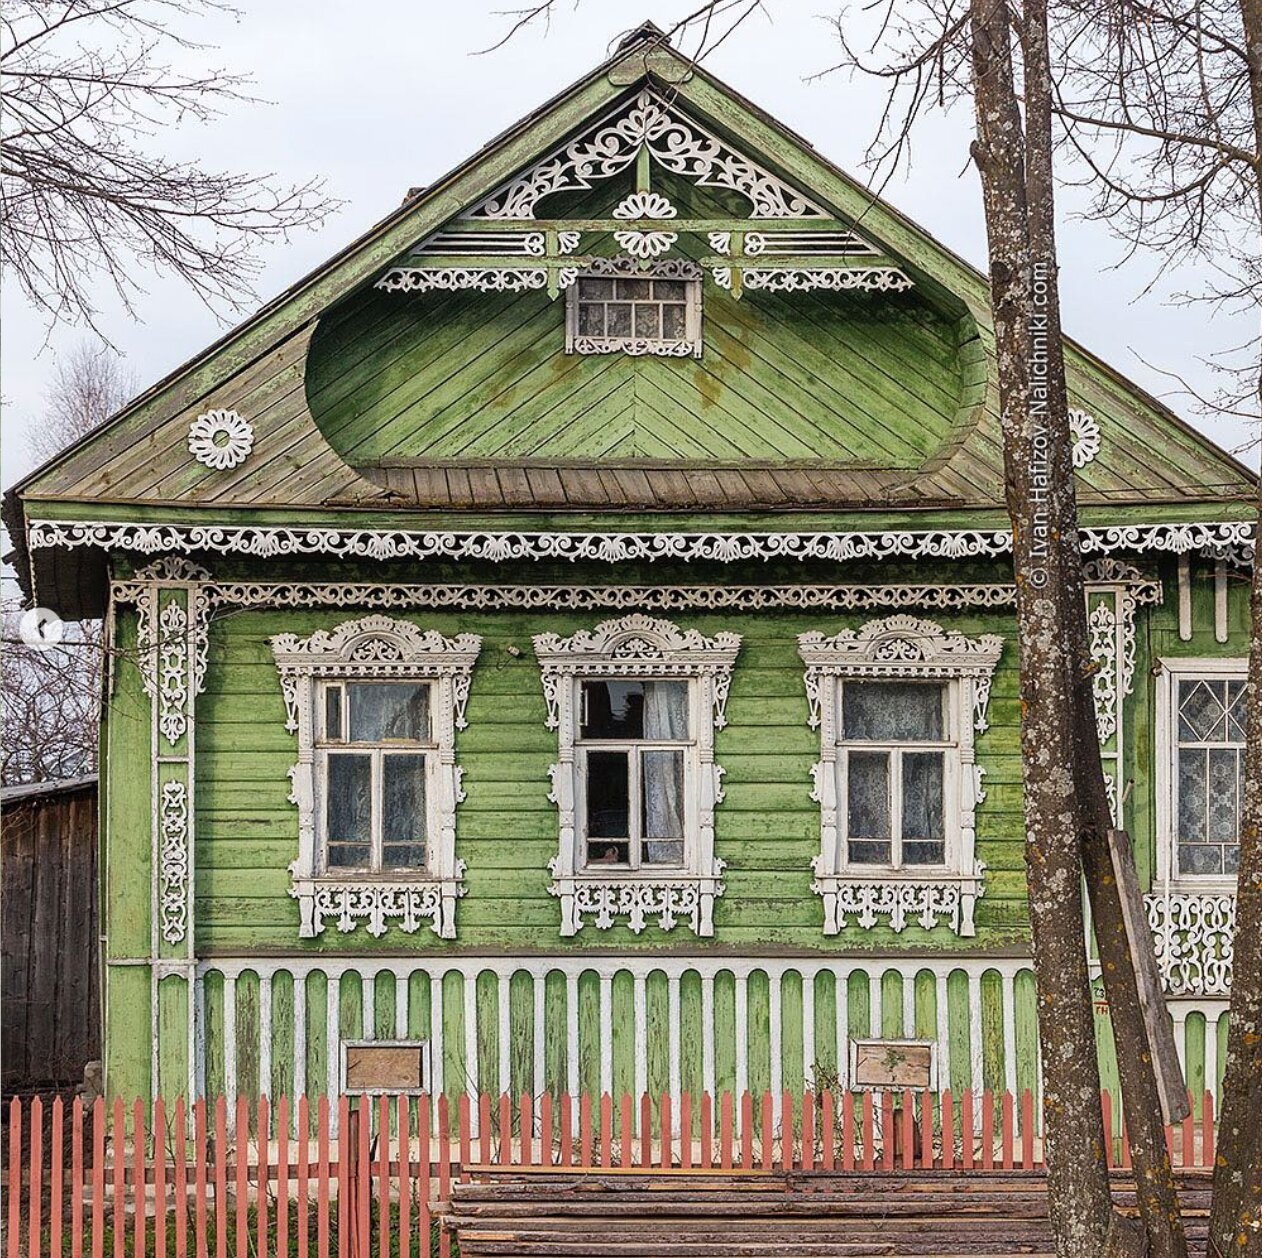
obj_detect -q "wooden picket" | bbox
[1,1087,1217,1258]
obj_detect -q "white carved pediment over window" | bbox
[271,616,481,940]
[799,615,1004,938]
[534,614,740,938]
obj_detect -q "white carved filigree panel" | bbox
[466,89,827,220]
[1146,892,1235,996]
[271,616,481,940]
[159,780,190,945]
[535,614,740,938]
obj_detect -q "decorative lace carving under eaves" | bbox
[467,89,827,220]
[1146,892,1235,996]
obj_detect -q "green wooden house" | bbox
[6,24,1251,1123]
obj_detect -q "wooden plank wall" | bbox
[1,784,100,1088]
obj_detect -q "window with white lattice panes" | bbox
[1175,676,1245,877]
[565,266,702,358]
[838,680,953,871]
[1157,657,1248,889]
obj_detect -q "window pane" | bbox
[842,682,944,742]
[662,304,687,339]
[607,303,632,336]
[1177,748,1207,842]
[847,750,890,864]
[578,277,614,300]
[1179,844,1224,876]
[902,751,944,865]
[577,302,604,336]
[382,753,427,869]
[1207,748,1239,842]
[1224,842,1241,874]
[1179,679,1226,741]
[634,304,660,337]
[642,749,684,866]
[581,681,644,739]
[654,279,687,301]
[586,750,630,865]
[324,686,343,740]
[348,682,429,742]
[617,278,651,301]
[1227,680,1248,739]
[326,752,372,868]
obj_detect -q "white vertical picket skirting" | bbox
[196,954,1230,1138]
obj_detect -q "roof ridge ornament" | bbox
[465,88,827,221]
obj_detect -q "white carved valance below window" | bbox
[1145,892,1235,996]
[292,877,466,939]
[550,873,726,935]
[809,874,986,936]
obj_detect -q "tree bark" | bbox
[1020,4,1188,1257]
[1210,8,1262,1252]
[967,3,1132,1254]
[968,2,1171,1253]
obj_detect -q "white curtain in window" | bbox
[642,682,687,863]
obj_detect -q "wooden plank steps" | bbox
[443,1171,1212,1257]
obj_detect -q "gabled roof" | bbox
[6,22,1254,615]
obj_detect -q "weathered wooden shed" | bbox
[1,775,100,1090]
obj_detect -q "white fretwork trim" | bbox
[38,518,1256,567]
[292,878,465,940]
[132,580,1020,616]
[408,230,546,258]
[799,616,1003,938]
[535,615,739,938]
[744,230,877,257]
[723,267,913,293]
[1070,408,1102,468]
[375,267,548,294]
[466,88,827,220]
[809,876,984,935]
[1083,559,1163,823]
[188,409,254,471]
[798,615,1005,733]
[159,780,190,945]
[270,616,481,940]
[551,875,725,935]
[1146,892,1235,996]
[611,190,678,259]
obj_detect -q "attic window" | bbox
[565,259,702,359]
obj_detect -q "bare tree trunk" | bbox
[1210,9,1262,1253]
[1020,4,1189,1256]
[967,3,1135,1253]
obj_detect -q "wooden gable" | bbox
[6,24,1254,612]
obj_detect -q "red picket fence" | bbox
[4,1088,1217,1258]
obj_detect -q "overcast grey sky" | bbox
[2,2,1255,497]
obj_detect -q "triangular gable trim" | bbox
[463,87,829,221]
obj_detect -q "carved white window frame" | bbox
[565,258,703,358]
[533,614,740,937]
[1154,656,1247,896]
[798,615,1004,937]
[271,616,481,940]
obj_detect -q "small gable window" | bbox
[566,260,703,359]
